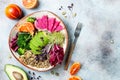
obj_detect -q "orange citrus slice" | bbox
[70,62,81,75]
[69,76,82,80]
[19,22,35,34]
[22,0,38,9]
[5,4,22,19]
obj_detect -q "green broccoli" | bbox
[17,48,25,55]
[17,32,32,50]
[27,17,36,23]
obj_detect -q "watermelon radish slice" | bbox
[41,15,48,29]
[34,19,44,30]
[34,15,63,32]
[48,18,56,32]
[52,20,60,32]
[55,25,63,32]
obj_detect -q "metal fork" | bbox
[64,22,82,70]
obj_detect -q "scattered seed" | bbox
[68,6,73,11]
[37,77,39,79]
[64,16,67,18]
[28,71,31,74]
[55,72,59,76]
[59,3,77,19]
[28,71,43,80]
[59,6,63,10]
[72,13,77,17]
[38,76,41,78]
[59,8,62,10]
[110,40,114,44]
[31,77,33,80]
[51,71,54,75]
[62,11,66,15]
[71,3,74,6]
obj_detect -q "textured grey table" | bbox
[0,0,120,80]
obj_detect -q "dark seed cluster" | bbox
[28,71,42,80]
[68,3,74,11]
[50,70,60,76]
[58,3,77,18]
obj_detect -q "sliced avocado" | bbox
[29,31,49,54]
[4,64,28,80]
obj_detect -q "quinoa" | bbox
[19,51,51,68]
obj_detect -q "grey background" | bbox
[0,0,120,80]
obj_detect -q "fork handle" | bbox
[64,43,75,70]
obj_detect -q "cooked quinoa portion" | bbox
[19,51,51,68]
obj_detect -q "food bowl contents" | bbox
[18,22,35,35]
[19,51,51,68]
[5,4,22,19]
[22,0,38,9]
[70,62,81,75]
[4,64,28,80]
[10,15,65,69]
[34,15,63,32]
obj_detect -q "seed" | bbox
[31,77,33,80]
[62,11,66,15]
[59,6,63,10]
[110,40,114,44]
[37,77,39,79]
[59,8,61,10]
[28,71,31,74]
[71,3,74,6]
[73,13,77,17]
[13,71,23,80]
[33,72,35,75]
[51,71,54,75]
[55,72,59,76]
[64,16,67,18]
[39,76,41,78]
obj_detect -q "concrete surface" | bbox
[0,0,120,80]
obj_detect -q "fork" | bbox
[64,22,82,70]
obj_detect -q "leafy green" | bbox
[27,17,36,23]
[48,32,65,45]
[17,32,32,50]
[17,48,25,55]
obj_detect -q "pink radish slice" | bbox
[55,25,63,32]
[52,20,60,32]
[41,15,48,29]
[48,18,56,32]
[34,19,42,30]
[35,18,46,30]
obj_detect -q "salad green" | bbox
[48,32,65,45]
[27,17,36,23]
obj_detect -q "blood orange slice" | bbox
[18,22,35,34]
[22,0,38,9]
[69,76,82,80]
[70,62,81,75]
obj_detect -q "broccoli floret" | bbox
[27,17,36,23]
[17,32,32,50]
[17,48,25,55]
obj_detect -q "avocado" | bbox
[4,64,28,80]
[29,31,49,54]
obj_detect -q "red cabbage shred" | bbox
[10,36,18,51]
[49,44,64,66]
